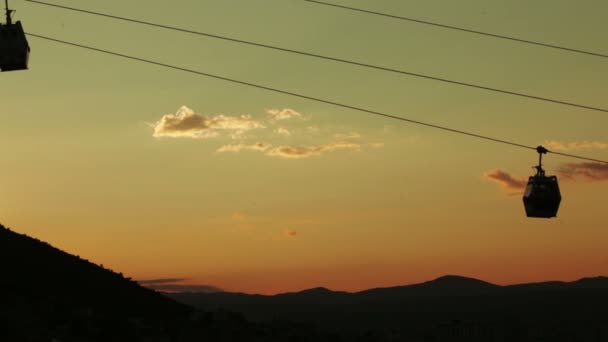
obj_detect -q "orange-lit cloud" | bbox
[545,140,608,151]
[217,143,272,153]
[270,229,299,241]
[276,127,291,137]
[218,141,361,159]
[156,107,381,161]
[266,141,360,159]
[267,108,303,121]
[152,106,264,138]
[231,212,248,221]
[484,170,527,193]
[334,132,361,140]
[558,163,608,181]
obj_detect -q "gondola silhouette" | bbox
[523,146,562,218]
[0,0,29,71]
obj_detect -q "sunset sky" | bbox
[1,0,606,294]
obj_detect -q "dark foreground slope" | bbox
[171,275,608,341]
[0,224,196,340]
[0,224,343,342]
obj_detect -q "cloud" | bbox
[230,130,247,140]
[369,142,385,148]
[208,115,265,131]
[138,278,186,285]
[267,108,303,121]
[266,141,360,159]
[217,142,272,153]
[147,284,223,293]
[138,278,222,293]
[152,106,264,138]
[231,212,248,221]
[217,141,360,159]
[153,106,382,162]
[334,132,361,140]
[151,106,215,139]
[545,141,608,151]
[558,162,608,181]
[276,127,291,137]
[271,228,299,241]
[484,170,527,192]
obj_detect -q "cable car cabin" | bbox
[523,174,561,218]
[0,21,30,71]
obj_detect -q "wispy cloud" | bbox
[307,125,321,134]
[231,212,248,221]
[484,170,527,193]
[545,140,608,151]
[266,141,360,159]
[334,132,361,140]
[369,142,385,148]
[138,278,185,285]
[267,108,303,121]
[218,141,360,159]
[138,278,222,293]
[208,115,265,130]
[271,228,299,241]
[559,162,608,181]
[152,106,264,138]
[217,142,272,153]
[153,106,382,160]
[147,284,223,293]
[276,127,291,137]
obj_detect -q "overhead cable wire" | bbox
[25,33,608,165]
[24,0,608,114]
[301,0,608,59]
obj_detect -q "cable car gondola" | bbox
[0,0,30,71]
[523,146,562,218]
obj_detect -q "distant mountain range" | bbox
[169,275,608,341]
[169,273,608,309]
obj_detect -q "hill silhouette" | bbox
[0,224,193,340]
[170,275,608,341]
[0,224,344,341]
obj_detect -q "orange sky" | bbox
[1,0,607,294]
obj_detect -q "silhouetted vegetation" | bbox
[0,224,344,341]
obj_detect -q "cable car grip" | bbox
[4,0,14,25]
[535,145,548,177]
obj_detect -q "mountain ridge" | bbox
[169,274,608,297]
[169,272,608,341]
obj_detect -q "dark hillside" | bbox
[0,224,193,340]
[0,224,347,341]
[0,224,190,317]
